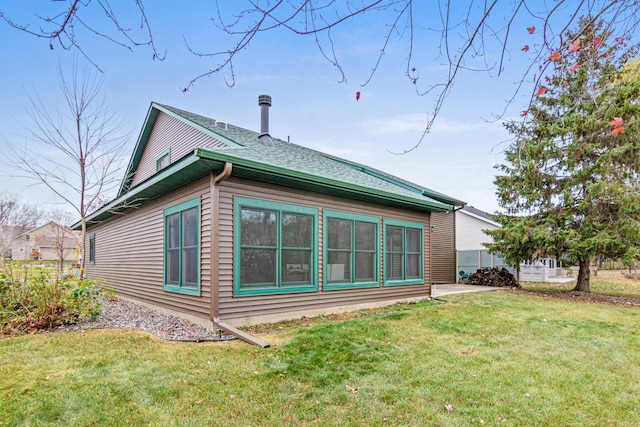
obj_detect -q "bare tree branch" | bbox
[1,0,165,71]
[4,1,640,152]
[7,63,131,276]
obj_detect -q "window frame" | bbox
[88,233,96,265]
[156,149,171,172]
[383,218,424,286]
[234,197,318,296]
[163,198,201,295]
[323,210,380,290]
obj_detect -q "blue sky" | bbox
[0,2,547,216]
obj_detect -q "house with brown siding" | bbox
[78,97,465,345]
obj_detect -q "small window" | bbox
[156,149,170,171]
[164,198,200,295]
[88,234,96,264]
[324,210,379,290]
[234,197,318,296]
[384,219,424,286]
[25,234,31,241]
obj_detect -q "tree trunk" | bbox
[573,258,591,292]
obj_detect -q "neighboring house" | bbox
[77,97,465,344]
[6,222,79,262]
[455,206,514,282]
[1,225,35,259]
[454,206,560,282]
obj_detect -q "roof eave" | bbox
[195,148,453,212]
[75,153,223,230]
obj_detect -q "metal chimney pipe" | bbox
[258,95,273,147]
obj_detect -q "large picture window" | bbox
[164,198,200,295]
[234,197,318,296]
[324,210,379,290]
[384,219,424,286]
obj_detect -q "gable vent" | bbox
[214,120,228,130]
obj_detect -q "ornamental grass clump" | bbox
[0,263,101,336]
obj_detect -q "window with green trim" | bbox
[324,210,379,289]
[88,234,95,265]
[234,197,318,295]
[384,219,424,286]
[156,149,170,171]
[164,198,200,295]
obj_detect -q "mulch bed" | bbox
[514,288,640,308]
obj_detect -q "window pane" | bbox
[240,248,276,286]
[282,214,312,248]
[89,236,95,262]
[355,222,375,250]
[241,209,276,246]
[167,248,180,283]
[167,213,180,249]
[327,219,352,250]
[355,252,375,281]
[182,247,198,286]
[182,208,198,247]
[386,226,403,252]
[282,249,311,284]
[327,251,351,282]
[406,228,421,253]
[386,253,404,280]
[157,153,170,170]
[406,254,420,279]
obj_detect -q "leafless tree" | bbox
[3,1,640,151]
[8,65,131,276]
[47,209,78,273]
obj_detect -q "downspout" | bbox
[209,162,269,348]
[452,204,465,284]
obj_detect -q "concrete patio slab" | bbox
[431,283,503,298]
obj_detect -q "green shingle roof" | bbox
[157,103,464,210]
[82,102,464,229]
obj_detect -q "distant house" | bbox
[77,97,465,344]
[1,225,34,259]
[455,206,514,281]
[6,222,79,262]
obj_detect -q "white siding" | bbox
[455,211,498,251]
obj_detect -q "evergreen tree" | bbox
[486,19,640,292]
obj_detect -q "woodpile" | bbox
[466,267,519,288]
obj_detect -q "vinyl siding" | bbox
[84,176,212,319]
[455,211,499,251]
[86,174,443,326]
[430,211,456,283]
[130,112,228,188]
[217,177,433,324]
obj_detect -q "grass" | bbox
[1,283,639,425]
[521,270,640,298]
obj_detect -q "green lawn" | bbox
[521,270,640,298]
[1,290,639,426]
